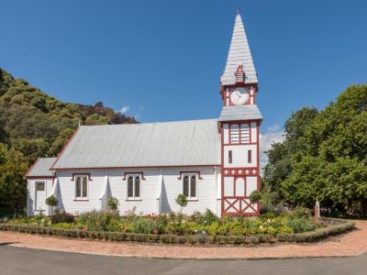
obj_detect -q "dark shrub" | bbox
[45,196,58,208]
[249,190,262,203]
[50,211,74,224]
[108,197,119,211]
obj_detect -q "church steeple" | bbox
[221,12,258,86]
[218,11,262,217]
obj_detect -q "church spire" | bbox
[221,12,258,86]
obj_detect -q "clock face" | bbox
[230,88,249,105]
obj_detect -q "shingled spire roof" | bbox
[221,12,258,86]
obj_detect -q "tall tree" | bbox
[264,84,367,216]
[0,144,28,214]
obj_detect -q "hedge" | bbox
[0,219,355,245]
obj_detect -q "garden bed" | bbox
[0,209,355,245]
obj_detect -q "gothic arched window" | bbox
[183,175,189,197]
[182,174,197,199]
[127,176,134,198]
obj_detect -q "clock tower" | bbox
[219,12,262,216]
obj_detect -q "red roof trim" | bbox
[52,164,221,171]
[50,126,81,170]
[25,176,56,179]
[24,158,40,178]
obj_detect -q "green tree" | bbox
[0,67,139,215]
[264,84,367,216]
[0,144,28,215]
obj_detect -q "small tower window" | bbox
[240,124,250,143]
[228,150,233,164]
[235,65,246,83]
[230,123,250,144]
[248,150,252,163]
[230,124,239,143]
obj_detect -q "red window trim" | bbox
[177,171,203,180]
[123,172,146,181]
[71,173,91,181]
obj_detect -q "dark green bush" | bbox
[50,211,74,224]
[249,190,262,203]
[45,196,58,208]
[107,197,119,211]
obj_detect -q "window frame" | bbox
[229,122,250,144]
[126,174,141,201]
[181,173,198,200]
[75,175,89,201]
[35,181,45,191]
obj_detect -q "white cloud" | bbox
[119,105,129,114]
[260,124,285,171]
[267,123,281,132]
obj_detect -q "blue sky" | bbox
[1,0,366,142]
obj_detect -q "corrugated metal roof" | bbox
[218,105,262,122]
[52,119,221,169]
[221,13,258,85]
[26,158,56,177]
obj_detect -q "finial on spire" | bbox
[236,7,240,15]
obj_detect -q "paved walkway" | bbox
[0,221,366,259]
[1,246,367,275]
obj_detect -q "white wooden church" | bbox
[26,12,263,217]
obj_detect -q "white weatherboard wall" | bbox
[27,178,54,216]
[55,166,220,216]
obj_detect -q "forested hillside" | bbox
[263,84,367,217]
[0,68,137,214]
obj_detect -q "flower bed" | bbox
[0,218,354,245]
[0,208,355,245]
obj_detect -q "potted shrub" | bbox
[46,196,58,215]
[108,197,119,212]
[175,194,188,213]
